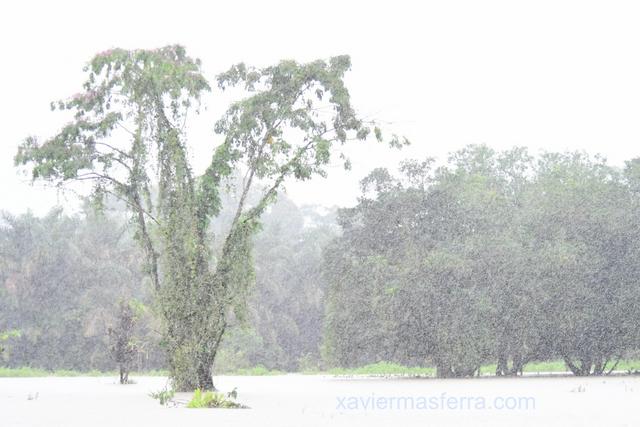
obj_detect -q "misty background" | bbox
[3,0,640,214]
[3,3,640,426]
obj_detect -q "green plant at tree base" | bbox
[186,388,247,409]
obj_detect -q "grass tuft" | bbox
[328,361,435,376]
[227,365,285,376]
[186,388,248,408]
[0,367,169,378]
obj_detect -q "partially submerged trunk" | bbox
[496,353,525,376]
[563,354,618,376]
[436,361,479,378]
[108,301,137,385]
[168,320,226,391]
[119,367,129,385]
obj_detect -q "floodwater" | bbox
[0,374,638,426]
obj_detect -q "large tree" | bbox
[15,45,397,389]
[527,152,640,375]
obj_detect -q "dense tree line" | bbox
[0,195,333,373]
[0,208,161,371]
[215,198,337,372]
[323,145,640,377]
[4,144,639,378]
[6,45,638,384]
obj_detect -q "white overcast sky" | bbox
[2,0,640,215]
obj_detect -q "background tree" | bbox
[0,198,334,374]
[108,300,139,384]
[323,145,640,377]
[0,330,20,359]
[214,195,338,372]
[527,152,640,375]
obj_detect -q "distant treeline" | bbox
[2,145,640,377]
[0,195,335,373]
[323,145,640,377]
[0,209,161,371]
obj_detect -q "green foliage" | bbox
[231,365,285,376]
[324,145,640,377]
[0,367,168,377]
[2,360,639,378]
[186,388,247,409]
[0,367,51,377]
[0,193,333,376]
[0,330,20,341]
[149,387,175,406]
[0,208,162,371]
[328,362,435,376]
[215,195,337,372]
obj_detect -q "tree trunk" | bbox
[170,351,215,391]
[511,354,525,376]
[119,366,129,385]
[563,355,593,376]
[169,321,226,391]
[436,362,453,378]
[195,359,215,390]
[496,353,508,376]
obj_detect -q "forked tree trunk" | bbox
[170,322,226,391]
